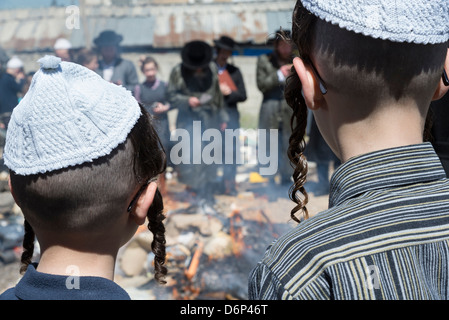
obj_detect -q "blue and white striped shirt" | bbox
[248,143,449,299]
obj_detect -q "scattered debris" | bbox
[114,172,297,300]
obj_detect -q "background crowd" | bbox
[0,29,321,203]
[2,29,447,205]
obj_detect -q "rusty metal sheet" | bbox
[0,0,294,51]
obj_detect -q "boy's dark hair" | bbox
[11,103,168,284]
[285,1,449,223]
[75,48,97,67]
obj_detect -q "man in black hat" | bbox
[256,29,294,188]
[167,40,229,204]
[94,30,139,92]
[214,35,247,195]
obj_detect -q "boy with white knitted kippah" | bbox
[0,55,167,300]
[249,0,449,299]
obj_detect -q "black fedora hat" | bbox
[213,35,237,51]
[181,40,213,70]
[94,30,123,47]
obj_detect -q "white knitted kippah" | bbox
[6,56,23,69]
[4,55,141,175]
[301,0,449,44]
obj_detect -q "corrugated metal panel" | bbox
[108,16,155,46]
[266,10,293,34]
[0,0,78,10]
[149,1,294,47]
[0,0,294,51]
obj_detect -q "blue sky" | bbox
[0,0,79,9]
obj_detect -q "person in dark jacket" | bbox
[134,56,171,195]
[167,40,228,203]
[256,30,294,186]
[94,30,139,92]
[214,35,247,195]
[0,56,26,127]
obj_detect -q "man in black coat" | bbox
[0,56,26,126]
[214,35,247,194]
[94,30,139,92]
[256,31,293,186]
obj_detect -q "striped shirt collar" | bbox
[329,143,446,208]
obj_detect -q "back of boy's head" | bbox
[10,140,135,233]
[285,0,449,223]
[310,21,447,103]
[4,55,167,283]
[290,0,448,102]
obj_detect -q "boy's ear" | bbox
[131,181,157,225]
[432,48,449,101]
[292,57,325,110]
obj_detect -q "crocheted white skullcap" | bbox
[6,56,23,69]
[54,38,72,50]
[4,55,141,175]
[300,0,449,44]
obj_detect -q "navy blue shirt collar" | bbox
[7,264,130,300]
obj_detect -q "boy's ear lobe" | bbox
[292,57,324,110]
[132,181,157,225]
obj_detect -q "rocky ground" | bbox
[0,163,330,299]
